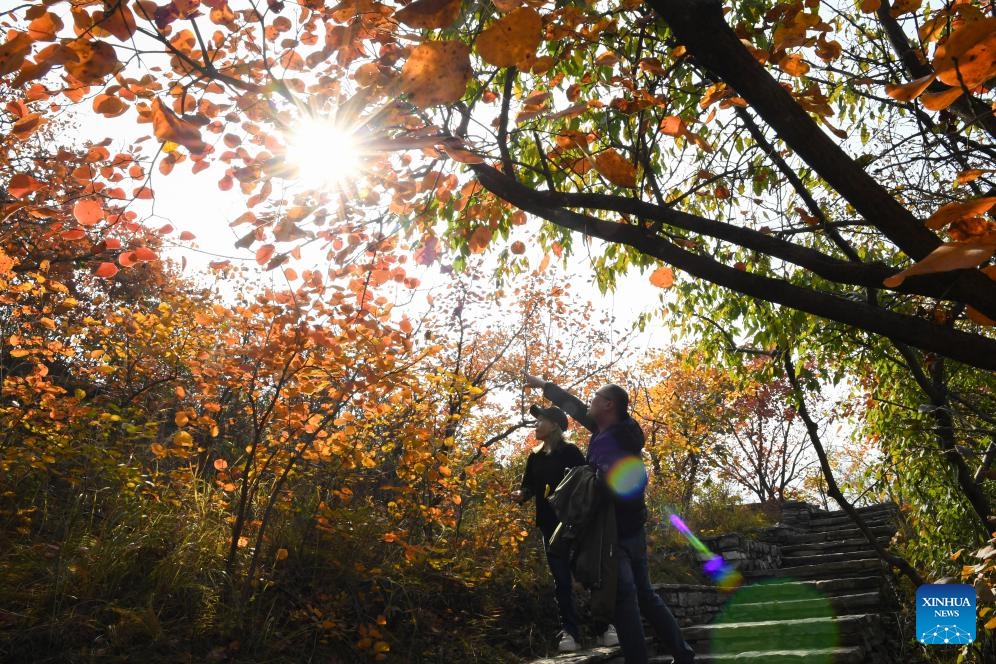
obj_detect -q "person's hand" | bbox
[523,372,545,389]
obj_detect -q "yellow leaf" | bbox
[649,267,674,288]
[885,73,936,102]
[779,53,810,77]
[593,149,637,188]
[393,0,461,30]
[475,8,542,69]
[932,16,996,89]
[956,169,986,185]
[920,86,964,111]
[883,241,996,287]
[986,615,996,630]
[400,40,472,108]
[889,0,921,17]
[925,197,996,230]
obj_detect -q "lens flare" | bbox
[668,513,743,590]
[607,456,648,499]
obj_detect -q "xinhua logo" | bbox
[916,584,976,645]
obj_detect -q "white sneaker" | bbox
[558,631,581,652]
[598,624,619,647]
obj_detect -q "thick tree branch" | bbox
[472,163,996,371]
[644,0,996,320]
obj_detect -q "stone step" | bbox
[781,538,883,556]
[781,550,886,567]
[690,646,865,663]
[742,575,887,598]
[684,613,879,653]
[777,524,896,544]
[743,557,884,581]
[726,591,885,620]
[785,503,898,521]
[804,505,898,523]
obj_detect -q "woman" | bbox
[512,404,616,652]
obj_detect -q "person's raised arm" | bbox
[524,372,597,433]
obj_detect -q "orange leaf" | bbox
[27,11,63,41]
[92,4,138,41]
[73,199,104,226]
[65,39,119,84]
[932,16,996,89]
[885,73,936,102]
[94,262,119,278]
[255,244,276,265]
[925,197,996,230]
[118,251,136,267]
[400,40,472,108]
[151,98,207,154]
[475,8,542,69]
[883,241,996,287]
[8,174,44,198]
[956,169,986,185]
[0,32,33,77]
[275,548,289,561]
[12,113,43,140]
[593,149,637,188]
[93,93,128,118]
[468,226,492,254]
[920,86,964,111]
[394,0,462,30]
[649,266,674,288]
[179,231,196,240]
[660,115,688,137]
[859,0,881,12]
[510,240,526,254]
[779,53,811,77]
[213,458,228,471]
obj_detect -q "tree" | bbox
[7,0,996,650]
[713,366,822,504]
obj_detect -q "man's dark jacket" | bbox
[547,464,617,624]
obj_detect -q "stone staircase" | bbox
[527,501,902,664]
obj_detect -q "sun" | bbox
[285,116,362,189]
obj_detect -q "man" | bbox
[525,374,695,664]
[511,404,587,652]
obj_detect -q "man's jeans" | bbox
[615,527,695,664]
[542,526,580,640]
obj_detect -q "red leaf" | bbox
[179,231,196,240]
[73,199,104,226]
[61,228,87,241]
[94,262,119,278]
[118,251,136,267]
[9,174,44,198]
[133,246,157,261]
